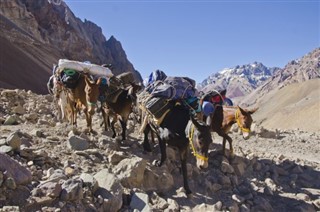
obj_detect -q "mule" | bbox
[206,105,257,157]
[101,83,141,140]
[66,74,101,133]
[47,75,70,122]
[142,103,212,195]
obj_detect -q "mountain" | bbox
[198,62,280,98]
[240,48,320,107]
[0,0,142,94]
[238,48,320,132]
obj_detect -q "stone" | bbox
[233,161,247,176]
[4,115,19,125]
[113,157,147,188]
[60,178,83,201]
[232,194,245,204]
[12,104,25,115]
[0,153,32,185]
[313,199,320,210]
[94,169,123,212]
[80,173,98,192]
[150,192,169,210]
[0,145,13,153]
[36,181,62,198]
[108,151,126,165]
[221,161,234,174]
[130,192,151,212]
[67,136,90,151]
[6,131,21,150]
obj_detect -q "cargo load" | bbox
[144,96,173,119]
[58,59,113,77]
[117,72,135,86]
[147,76,196,100]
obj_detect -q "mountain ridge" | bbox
[198,48,319,100]
[0,0,142,94]
[198,62,281,98]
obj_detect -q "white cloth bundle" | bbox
[58,59,113,77]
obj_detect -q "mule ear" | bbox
[248,107,258,114]
[206,115,212,126]
[96,77,102,85]
[238,106,246,114]
[190,115,206,129]
[84,75,95,84]
[134,84,142,93]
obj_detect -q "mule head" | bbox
[84,75,102,114]
[188,115,212,170]
[236,106,256,139]
[128,83,142,97]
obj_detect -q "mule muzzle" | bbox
[87,102,97,115]
[242,132,250,140]
[196,158,208,170]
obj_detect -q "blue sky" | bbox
[64,0,319,83]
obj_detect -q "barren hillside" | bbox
[241,79,320,133]
[0,89,319,211]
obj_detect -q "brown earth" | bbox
[240,78,320,133]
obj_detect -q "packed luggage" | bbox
[138,71,200,122]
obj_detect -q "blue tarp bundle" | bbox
[147,76,196,100]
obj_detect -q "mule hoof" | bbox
[90,130,97,135]
[152,160,162,167]
[186,191,193,198]
[219,150,226,156]
[229,153,235,160]
[143,144,152,152]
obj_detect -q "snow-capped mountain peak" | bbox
[198,62,280,98]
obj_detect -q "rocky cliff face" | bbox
[0,0,142,94]
[260,47,320,92]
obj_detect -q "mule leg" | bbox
[156,134,167,167]
[111,116,117,138]
[216,130,231,157]
[143,125,152,152]
[180,146,192,195]
[120,119,127,140]
[221,134,233,158]
[222,137,226,155]
[84,108,93,132]
[100,104,108,131]
[70,105,77,126]
[88,113,93,133]
[227,136,234,158]
[151,130,155,143]
[107,116,111,132]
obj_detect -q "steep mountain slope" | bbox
[251,79,320,132]
[0,0,142,94]
[239,48,320,132]
[240,48,320,107]
[199,62,280,98]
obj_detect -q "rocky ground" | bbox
[0,88,319,212]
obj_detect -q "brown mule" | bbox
[66,74,101,133]
[101,83,141,140]
[206,105,257,157]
